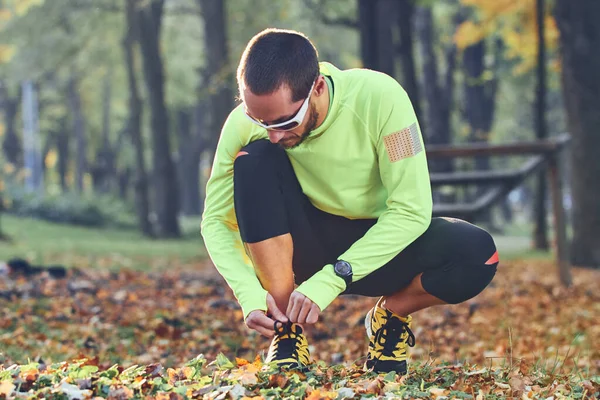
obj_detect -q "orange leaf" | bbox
[236,357,249,367]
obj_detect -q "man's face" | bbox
[242,83,319,149]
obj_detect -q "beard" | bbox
[279,104,319,150]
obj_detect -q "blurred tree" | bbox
[462,41,499,162]
[455,0,559,232]
[175,105,203,216]
[397,0,421,124]
[357,0,377,70]
[136,0,180,238]
[0,80,21,167]
[533,0,549,250]
[197,0,233,152]
[89,70,115,194]
[555,0,600,268]
[304,0,421,118]
[55,116,69,191]
[22,79,43,192]
[124,0,152,236]
[454,0,559,75]
[196,0,234,215]
[67,68,87,194]
[415,4,461,177]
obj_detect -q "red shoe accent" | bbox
[485,251,499,265]
[236,151,249,158]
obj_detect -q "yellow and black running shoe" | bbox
[265,321,310,368]
[364,297,415,375]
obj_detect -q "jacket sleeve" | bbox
[296,80,432,311]
[200,111,268,320]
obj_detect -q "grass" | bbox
[0,214,207,270]
[0,214,558,270]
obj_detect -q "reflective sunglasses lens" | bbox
[275,121,300,131]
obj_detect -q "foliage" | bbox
[455,0,560,74]
[1,252,598,396]
[0,214,205,267]
[2,185,133,228]
[0,356,597,399]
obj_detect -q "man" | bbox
[201,28,499,375]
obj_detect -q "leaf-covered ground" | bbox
[1,258,599,399]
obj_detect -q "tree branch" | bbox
[67,0,199,15]
[302,0,359,28]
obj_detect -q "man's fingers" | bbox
[306,304,320,324]
[253,324,275,337]
[266,294,288,323]
[247,313,276,337]
[287,296,301,323]
[296,297,312,324]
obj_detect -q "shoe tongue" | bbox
[275,321,302,336]
[383,307,411,323]
[289,323,303,335]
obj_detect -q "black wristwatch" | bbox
[334,260,353,289]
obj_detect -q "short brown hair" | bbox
[237,28,319,102]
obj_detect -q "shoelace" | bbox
[373,314,416,358]
[272,321,302,359]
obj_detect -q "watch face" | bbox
[335,261,352,276]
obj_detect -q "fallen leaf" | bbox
[0,381,15,397]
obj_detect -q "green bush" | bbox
[4,186,136,228]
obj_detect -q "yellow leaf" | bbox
[454,21,487,50]
[45,149,57,169]
[4,162,15,174]
[14,0,44,16]
[459,0,559,74]
[182,366,195,379]
[0,45,16,63]
[0,9,12,21]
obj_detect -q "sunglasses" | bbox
[244,79,316,131]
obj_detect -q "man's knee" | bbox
[422,226,498,304]
[235,139,280,164]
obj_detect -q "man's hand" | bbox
[286,290,321,324]
[245,293,288,337]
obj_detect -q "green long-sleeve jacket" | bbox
[201,62,432,319]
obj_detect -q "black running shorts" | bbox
[233,140,498,304]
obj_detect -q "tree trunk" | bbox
[102,70,115,193]
[56,116,69,192]
[176,108,202,216]
[124,0,153,237]
[463,41,497,143]
[397,0,422,123]
[118,167,132,201]
[415,6,459,178]
[67,70,87,194]
[555,0,600,267]
[533,0,550,249]
[137,0,180,238]
[0,81,21,168]
[92,71,115,194]
[462,40,498,225]
[197,0,234,154]
[374,0,396,77]
[193,100,209,214]
[22,80,44,193]
[358,0,378,70]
